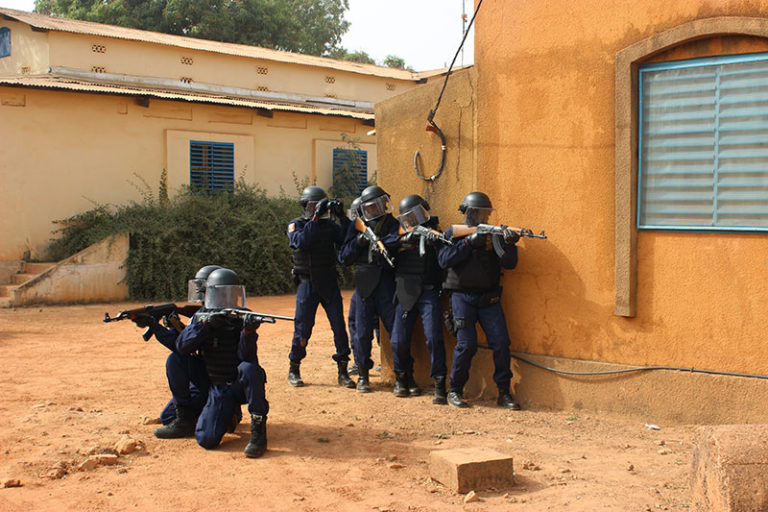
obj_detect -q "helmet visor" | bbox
[187,278,207,303]
[465,207,494,227]
[361,195,393,221]
[398,204,430,231]
[204,284,246,310]
[303,200,318,219]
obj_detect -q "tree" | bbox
[34,0,350,57]
[339,50,376,65]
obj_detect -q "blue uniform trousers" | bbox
[289,278,351,363]
[449,291,513,393]
[391,288,447,378]
[159,352,210,425]
[195,361,269,449]
[354,277,395,371]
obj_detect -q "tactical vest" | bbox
[443,235,501,292]
[199,321,242,384]
[291,218,337,275]
[354,215,397,299]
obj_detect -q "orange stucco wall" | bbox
[473,0,768,375]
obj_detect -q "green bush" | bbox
[46,179,304,300]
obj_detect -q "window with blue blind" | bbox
[190,141,234,192]
[638,53,768,232]
[0,28,10,58]
[332,148,368,196]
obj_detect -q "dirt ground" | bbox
[0,292,694,511]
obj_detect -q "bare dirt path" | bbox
[0,293,692,511]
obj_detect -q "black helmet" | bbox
[398,194,430,214]
[360,185,388,204]
[359,185,393,221]
[458,192,493,213]
[204,268,245,309]
[195,264,222,280]
[300,186,327,206]
[299,186,328,218]
[348,196,362,220]
[188,264,222,302]
[206,268,241,286]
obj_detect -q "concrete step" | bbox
[24,262,56,274]
[0,284,15,298]
[11,273,35,285]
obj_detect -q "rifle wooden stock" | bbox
[354,217,395,267]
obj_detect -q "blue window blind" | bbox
[0,28,10,59]
[332,149,368,195]
[190,141,234,192]
[638,53,768,232]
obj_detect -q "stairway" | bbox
[0,262,56,307]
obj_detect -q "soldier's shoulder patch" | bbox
[288,222,296,233]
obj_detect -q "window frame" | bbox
[189,140,235,193]
[637,51,768,233]
[0,27,10,59]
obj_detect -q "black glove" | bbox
[400,231,415,244]
[467,232,486,248]
[243,314,262,332]
[314,197,330,218]
[329,199,345,218]
[356,233,368,247]
[504,230,520,245]
[200,313,225,329]
[132,314,155,329]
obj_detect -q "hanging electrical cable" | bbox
[414,0,484,182]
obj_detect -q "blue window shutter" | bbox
[0,28,10,59]
[190,141,234,192]
[333,149,368,195]
[638,53,768,232]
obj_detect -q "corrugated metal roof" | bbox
[0,7,454,80]
[0,74,375,120]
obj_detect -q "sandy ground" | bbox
[0,292,694,511]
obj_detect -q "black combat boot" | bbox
[348,363,359,376]
[433,376,447,405]
[393,372,409,397]
[337,361,355,388]
[407,373,421,396]
[497,391,521,410]
[447,390,470,408]
[243,414,267,458]
[154,405,196,438]
[288,361,304,387]
[356,368,371,393]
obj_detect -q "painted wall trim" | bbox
[614,16,768,317]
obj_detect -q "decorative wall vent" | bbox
[325,93,338,99]
[180,56,194,65]
[91,44,107,53]
[256,86,269,92]
[180,77,193,84]
[256,66,269,75]
[20,66,30,74]
[91,66,106,73]
[325,75,336,84]
[386,82,396,91]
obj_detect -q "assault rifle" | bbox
[450,223,547,257]
[103,303,201,341]
[398,225,452,256]
[354,217,395,268]
[203,308,295,325]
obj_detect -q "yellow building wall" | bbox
[44,31,416,104]
[473,0,768,376]
[0,19,50,75]
[377,2,768,422]
[0,86,375,260]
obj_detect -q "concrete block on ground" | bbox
[691,424,768,512]
[429,447,514,493]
